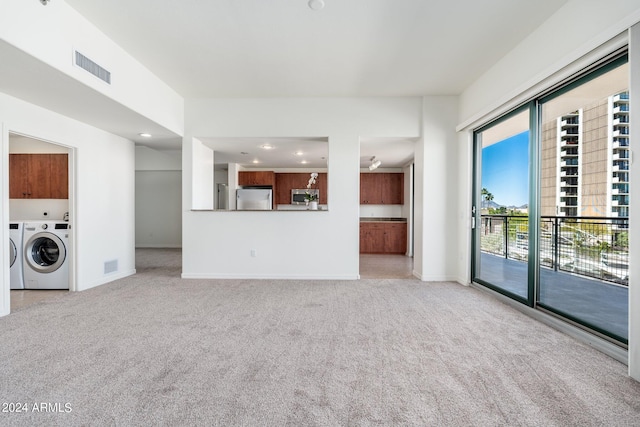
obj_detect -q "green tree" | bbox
[481,187,494,208]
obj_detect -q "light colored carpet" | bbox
[1,249,639,426]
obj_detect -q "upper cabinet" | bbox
[360,172,404,204]
[238,171,276,187]
[275,173,328,205]
[9,153,68,199]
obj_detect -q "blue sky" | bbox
[481,131,529,207]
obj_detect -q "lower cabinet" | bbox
[359,222,407,254]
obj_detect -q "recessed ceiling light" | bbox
[252,159,260,164]
[139,133,152,138]
[261,144,274,150]
[301,160,308,164]
[295,151,304,156]
[308,0,325,11]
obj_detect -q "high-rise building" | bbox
[540,91,630,220]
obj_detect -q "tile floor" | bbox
[10,290,68,312]
[359,254,414,279]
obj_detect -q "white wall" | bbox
[359,205,403,218]
[459,0,640,128]
[191,138,214,210]
[0,0,184,136]
[135,146,181,171]
[183,98,422,279]
[414,96,459,281]
[1,92,136,316]
[457,1,640,380]
[135,146,182,248]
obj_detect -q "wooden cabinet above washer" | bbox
[9,154,68,199]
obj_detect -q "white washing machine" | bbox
[10,222,24,290]
[23,221,69,290]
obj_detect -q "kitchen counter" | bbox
[360,217,407,222]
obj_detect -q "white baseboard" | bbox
[135,244,182,248]
[78,269,136,291]
[181,273,359,280]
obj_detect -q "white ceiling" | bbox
[3,1,568,156]
[64,0,567,98]
[63,0,566,98]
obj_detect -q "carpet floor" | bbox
[1,249,639,426]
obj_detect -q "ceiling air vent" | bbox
[74,50,111,84]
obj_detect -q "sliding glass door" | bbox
[537,57,629,343]
[472,108,532,304]
[472,53,629,344]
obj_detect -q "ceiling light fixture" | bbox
[139,133,152,138]
[252,159,260,164]
[369,156,382,171]
[301,160,308,164]
[260,144,274,150]
[294,151,304,156]
[308,0,325,11]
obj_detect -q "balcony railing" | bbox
[480,215,629,286]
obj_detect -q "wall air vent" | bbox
[74,50,111,84]
[104,259,118,275]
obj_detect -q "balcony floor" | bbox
[479,253,628,341]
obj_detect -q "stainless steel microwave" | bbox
[291,189,319,205]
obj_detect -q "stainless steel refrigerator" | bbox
[236,188,273,210]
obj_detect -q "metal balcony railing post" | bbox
[554,217,559,272]
[504,215,509,259]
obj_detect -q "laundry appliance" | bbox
[23,221,69,290]
[9,222,24,290]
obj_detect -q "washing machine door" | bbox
[24,233,66,273]
[9,239,16,267]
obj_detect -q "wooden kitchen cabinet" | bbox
[359,223,385,254]
[359,221,407,254]
[9,154,31,199]
[382,173,404,204]
[360,173,382,204]
[275,172,328,205]
[9,154,68,199]
[238,171,276,187]
[360,172,404,204]
[384,222,408,254]
[48,154,69,199]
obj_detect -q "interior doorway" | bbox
[8,133,74,312]
[358,137,416,279]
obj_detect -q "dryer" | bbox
[9,222,24,289]
[23,221,69,290]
